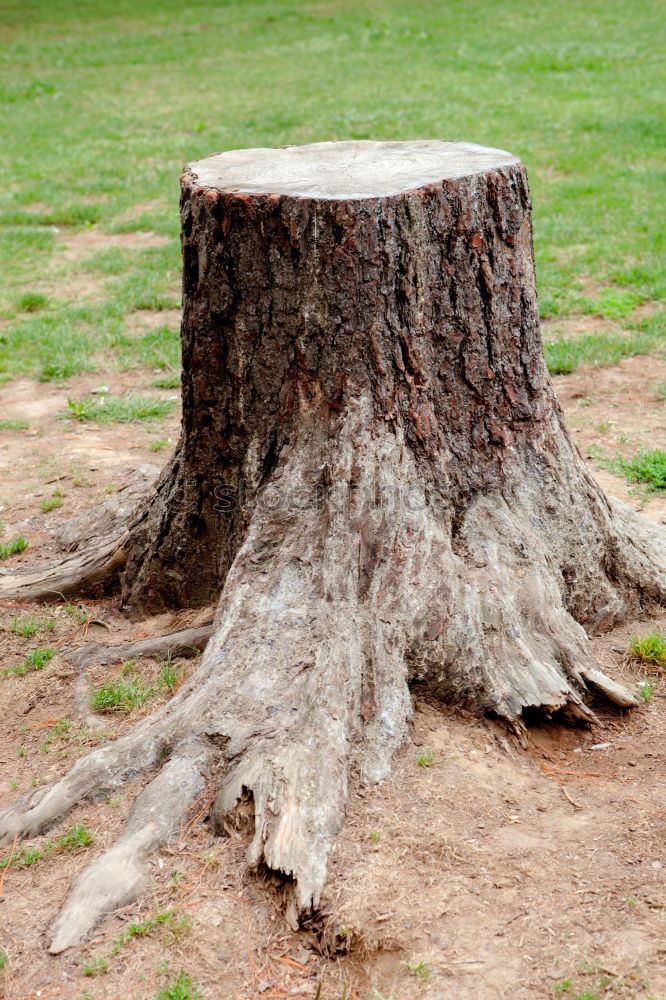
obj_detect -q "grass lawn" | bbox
[0,0,664,383]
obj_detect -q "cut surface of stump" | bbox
[2,139,666,950]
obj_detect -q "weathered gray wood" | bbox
[64,624,214,670]
[0,528,129,602]
[2,140,665,948]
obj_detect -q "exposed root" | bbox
[0,463,158,603]
[0,409,662,943]
[63,623,214,670]
[0,707,177,845]
[49,737,213,952]
[0,529,127,602]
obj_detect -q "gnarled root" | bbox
[0,464,159,603]
[0,528,128,602]
[49,737,213,953]
[2,411,660,949]
[63,623,214,671]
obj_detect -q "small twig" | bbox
[562,786,583,810]
[271,954,307,970]
[82,611,93,641]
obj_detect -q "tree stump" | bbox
[3,140,666,950]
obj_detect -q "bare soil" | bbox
[55,231,170,262]
[1,361,665,1000]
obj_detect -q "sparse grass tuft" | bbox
[416,748,436,767]
[638,679,657,703]
[3,614,55,638]
[149,438,171,452]
[39,489,64,512]
[158,656,181,692]
[0,946,8,970]
[0,419,29,431]
[17,292,48,312]
[0,824,93,870]
[629,633,666,669]
[53,717,73,737]
[111,909,191,956]
[66,394,176,425]
[613,449,666,493]
[59,825,94,851]
[90,673,155,713]
[83,955,109,977]
[9,646,56,677]
[544,329,661,376]
[154,376,181,389]
[65,602,89,624]
[0,536,28,559]
[153,970,202,1000]
[404,959,431,982]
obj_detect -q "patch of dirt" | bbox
[541,301,663,341]
[56,230,169,262]
[0,373,179,569]
[541,313,621,339]
[126,308,182,331]
[1,364,666,1000]
[631,300,663,320]
[553,355,666,525]
[53,273,105,300]
[533,165,568,184]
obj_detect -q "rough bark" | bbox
[2,140,666,949]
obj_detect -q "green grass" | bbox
[153,970,202,1000]
[638,678,657,703]
[149,437,171,452]
[629,634,666,669]
[0,947,8,971]
[39,488,64,512]
[613,448,666,493]
[544,325,663,375]
[0,536,28,559]
[83,955,110,977]
[89,673,156,712]
[0,419,29,431]
[111,909,191,955]
[158,657,181,692]
[66,393,177,424]
[0,823,93,870]
[416,748,436,767]
[3,614,56,638]
[6,646,56,677]
[16,292,49,312]
[0,0,664,383]
[404,959,431,982]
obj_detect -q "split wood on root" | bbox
[1,140,664,952]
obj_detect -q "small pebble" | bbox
[627,760,637,767]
